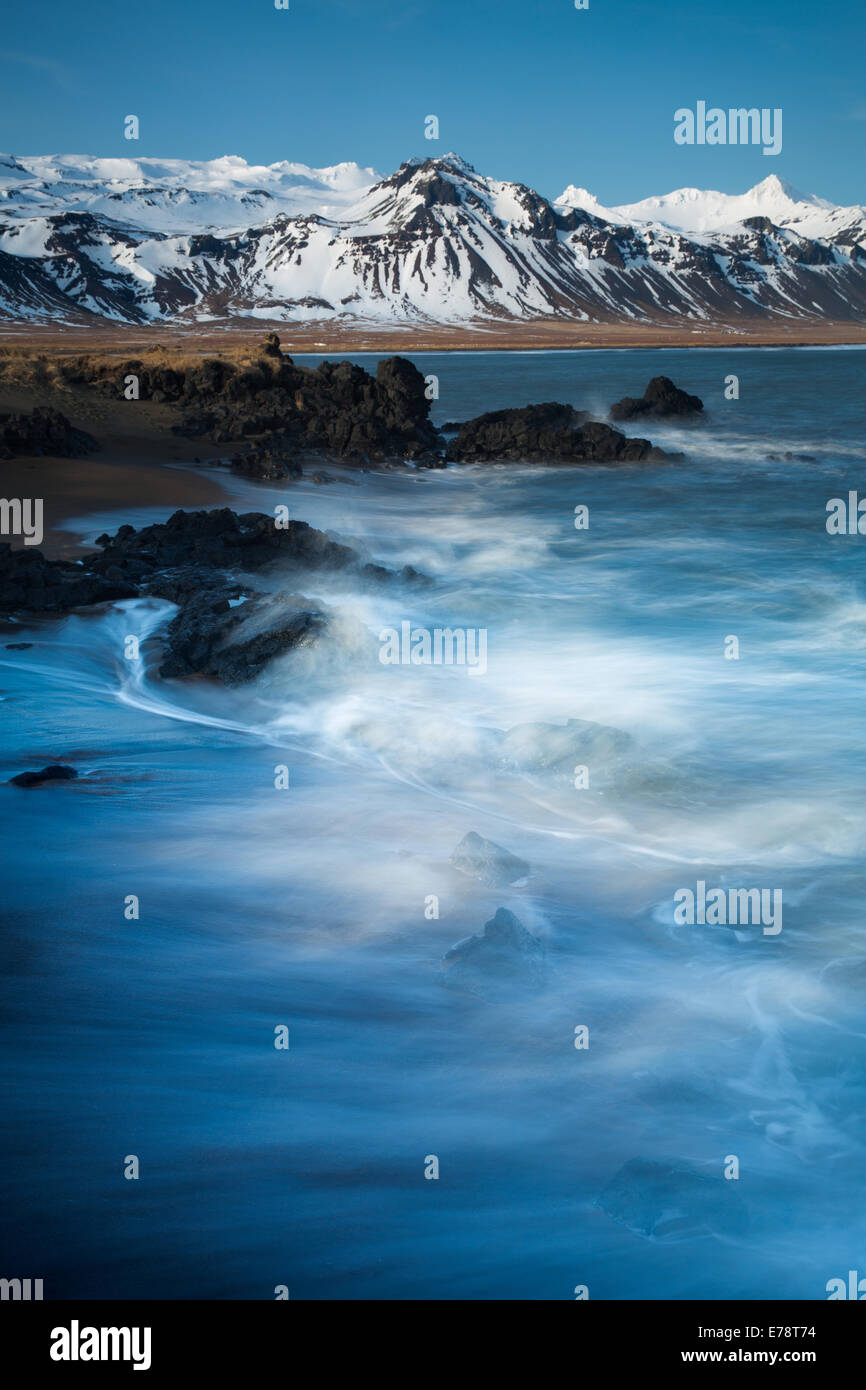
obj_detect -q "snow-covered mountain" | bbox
[1,153,864,326]
[0,153,381,232]
[555,174,866,244]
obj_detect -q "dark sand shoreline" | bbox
[0,383,231,557]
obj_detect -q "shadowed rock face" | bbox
[609,376,703,422]
[597,1159,747,1240]
[0,407,99,460]
[443,907,546,990]
[445,403,675,463]
[450,831,530,887]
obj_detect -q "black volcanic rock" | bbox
[93,507,361,576]
[0,407,99,460]
[61,339,445,464]
[0,508,421,684]
[230,437,302,481]
[10,763,78,787]
[158,589,327,683]
[609,377,703,422]
[0,541,137,613]
[446,403,672,463]
[53,337,442,463]
[0,508,415,618]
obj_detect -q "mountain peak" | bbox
[747,174,813,205]
[555,185,606,213]
[397,152,477,178]
[438,151,476,173]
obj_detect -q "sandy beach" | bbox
[0,378,231,556]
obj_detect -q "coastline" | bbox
[0,338,699,559]
[2,318,866,358]
[0,325,859,558]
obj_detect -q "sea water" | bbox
[1,346,865,1299]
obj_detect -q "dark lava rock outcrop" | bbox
[158,590,327,683]
[446,403,674,463]
[0,509,370,615]
[61,339,443,464]
[0,407,99,460]
[1,507,421,683]
[609,376,703,422]
[230,437,303,481]
[0,542,138,613]
[46,338,692,467]
[92,507,364,578]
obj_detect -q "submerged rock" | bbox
[0,407,99,460]
[230,438,302,481]
[10,763,78,788]
[497,717,680,799]
[443,907,545,989]
[450,830,529,886]
[499,718,635,779]
[597,1158,746,1240]
[609,377,703,422]
[446,402,673,463]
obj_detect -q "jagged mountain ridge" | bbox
[0,152,864,326]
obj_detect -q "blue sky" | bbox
[1,0,863,204]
